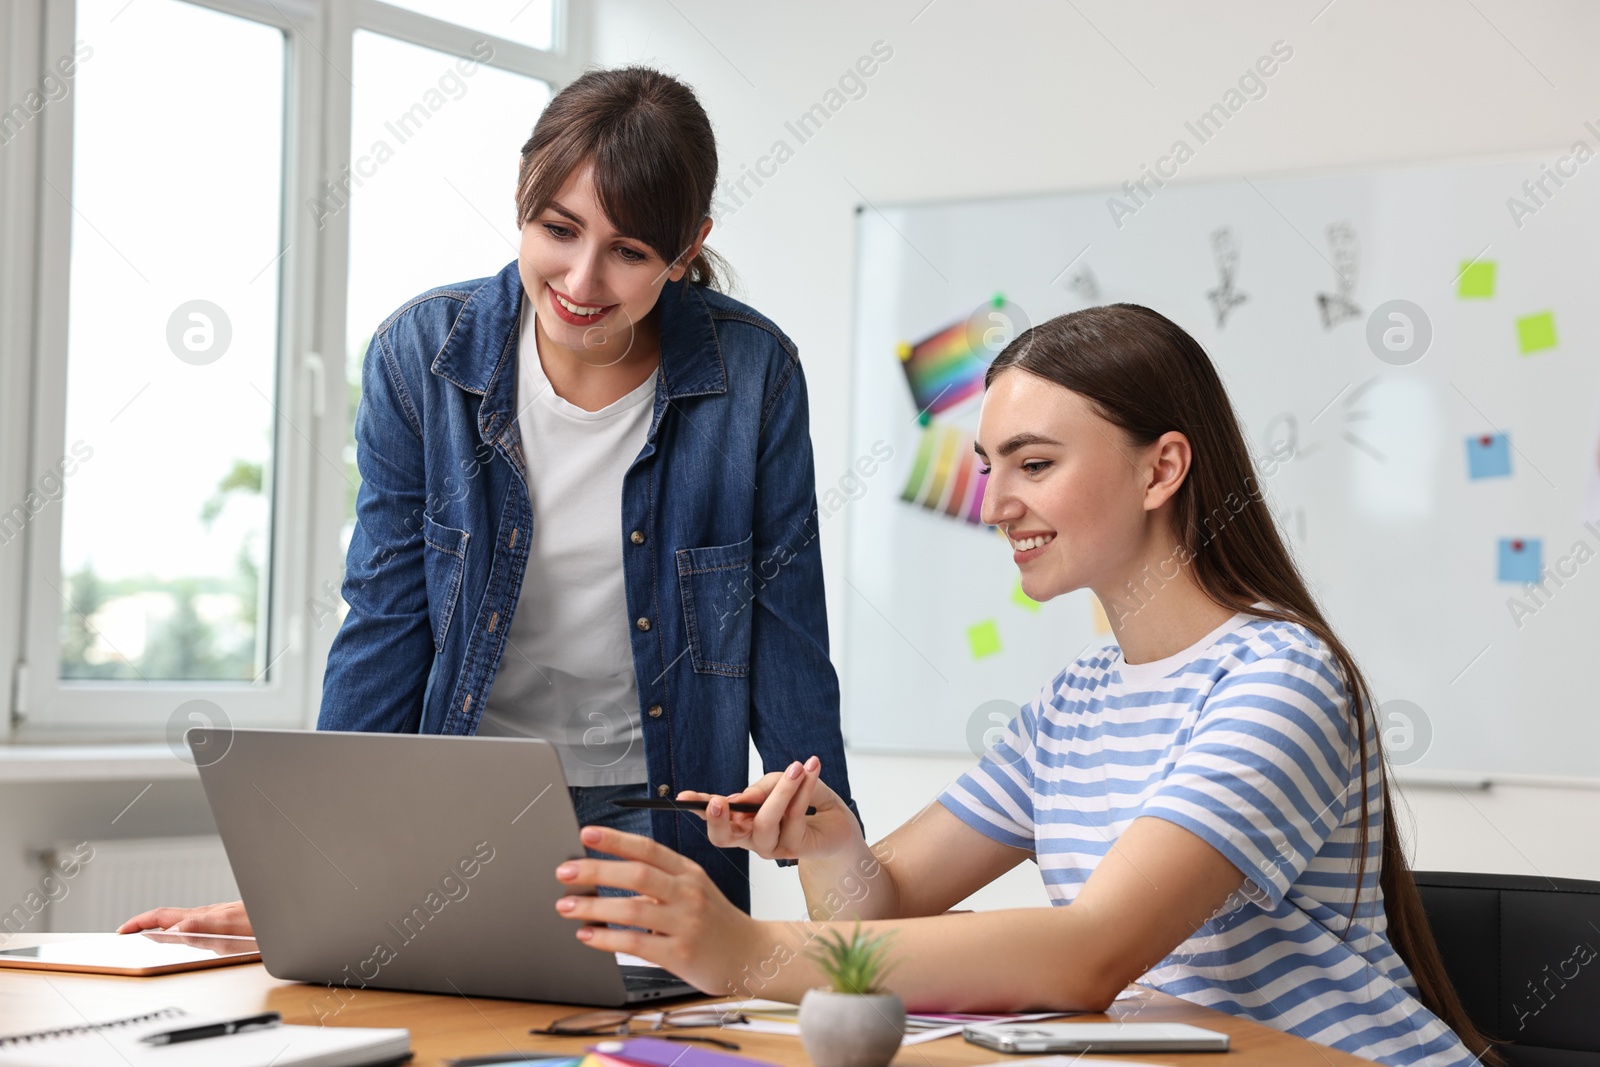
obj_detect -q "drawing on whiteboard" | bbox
[899,421,989,527]
[1206,226,1248,327]
[1338,376,1385,463]
[1067,264,1101,303]
[1263,411,1318,465]
[1316,221,1362,329]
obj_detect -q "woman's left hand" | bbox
[554,825,769,995]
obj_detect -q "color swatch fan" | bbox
[897,297,1022,418]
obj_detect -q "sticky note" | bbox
[1091,594,1112,634]
[1466,433,1511,479]
[1457,260,1496,298]
[967,619,1001,659]
[1516,311,1557,354]
[1497,538,1542,584]
[1012,579,1041,613]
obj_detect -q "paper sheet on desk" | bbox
[643,994,1134,1046]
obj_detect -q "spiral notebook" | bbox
[0,1008,411,1067]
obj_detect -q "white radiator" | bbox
[42,836,240,932]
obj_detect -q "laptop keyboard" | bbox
[620,965,690,989]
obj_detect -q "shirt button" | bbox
[647,704,663,718]
[636,617,651,632]
[630,530,646,545]
[656,784,670,797]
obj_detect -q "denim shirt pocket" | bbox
[421,513,470,652]
[676,532,755,677]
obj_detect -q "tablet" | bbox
[0,931,261,976]
[963,1021,1230,1054]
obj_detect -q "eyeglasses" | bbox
[529,1008,746,1049]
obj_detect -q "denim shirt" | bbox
[318,260,856,911]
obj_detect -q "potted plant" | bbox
[798,922,906,1067]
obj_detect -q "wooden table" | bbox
[0,934,1367,1065]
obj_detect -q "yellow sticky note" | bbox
[967,620,1001,659]
[1517,311,1557,354]
[1012,580,1041,613]
[1457,260,1495,299]
[1090,595,1112,634]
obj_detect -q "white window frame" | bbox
[3,0,586,743]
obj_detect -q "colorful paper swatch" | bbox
[897,298,1018,417]
[900,422,989,525]
[1457,260,1495,298]
[967,619,1001,659]
[1466,432,1511,479]
[1497,537,1542,584]
[1517,311,1557,354]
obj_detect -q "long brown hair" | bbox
[986,303,1501,1065]
[515,66,727,289]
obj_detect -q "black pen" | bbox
[613,797,817,816]
[141,1011,281,1045]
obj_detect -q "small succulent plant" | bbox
[807,921,898,995]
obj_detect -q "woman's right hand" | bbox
[678,756,861,862]
[117,900,252,937]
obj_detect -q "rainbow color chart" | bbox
[897,298,1018,417]
[900,422,988,525]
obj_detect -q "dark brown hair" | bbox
[515,66,727,290]
[986,303,1502,1065]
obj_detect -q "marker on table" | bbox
[613,798,818,816]
[140,1011,281,1045]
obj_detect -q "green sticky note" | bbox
[1457,260,1495,298]
[1516,311,1557,354]
[967,619,1001,659]
[1011,580,1041,613]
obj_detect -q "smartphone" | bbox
[962,1022,1230,1054]
[611,797,818,816]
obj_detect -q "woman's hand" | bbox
[117,900,252,936]
[554,826,769,995]
[677,756,862,862]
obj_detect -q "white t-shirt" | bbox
[477,295,657,786]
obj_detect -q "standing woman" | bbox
[121,66,854,933]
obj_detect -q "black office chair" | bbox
[1413,871,1600,1066]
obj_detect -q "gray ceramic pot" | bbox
[797,988,907,1067]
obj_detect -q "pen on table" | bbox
[612,797,818,816]
[141,1011,281,1045]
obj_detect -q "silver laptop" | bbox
[188,728,698,1006]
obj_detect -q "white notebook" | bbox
[0,1008,410,1067]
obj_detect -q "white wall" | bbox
[579,0,1600,918]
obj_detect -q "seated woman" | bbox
[545,304,1496,1067]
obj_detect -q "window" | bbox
[380,0,557,51]
[56,0,285,686]
[343,30,551,544]
[5,0,576,739]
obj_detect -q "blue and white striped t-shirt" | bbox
[939,609,1473,1066]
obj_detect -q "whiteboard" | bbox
[841,151,1600,780]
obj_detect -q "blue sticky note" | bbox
[1466,433,1511,479]
[1497,538,1542,584]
